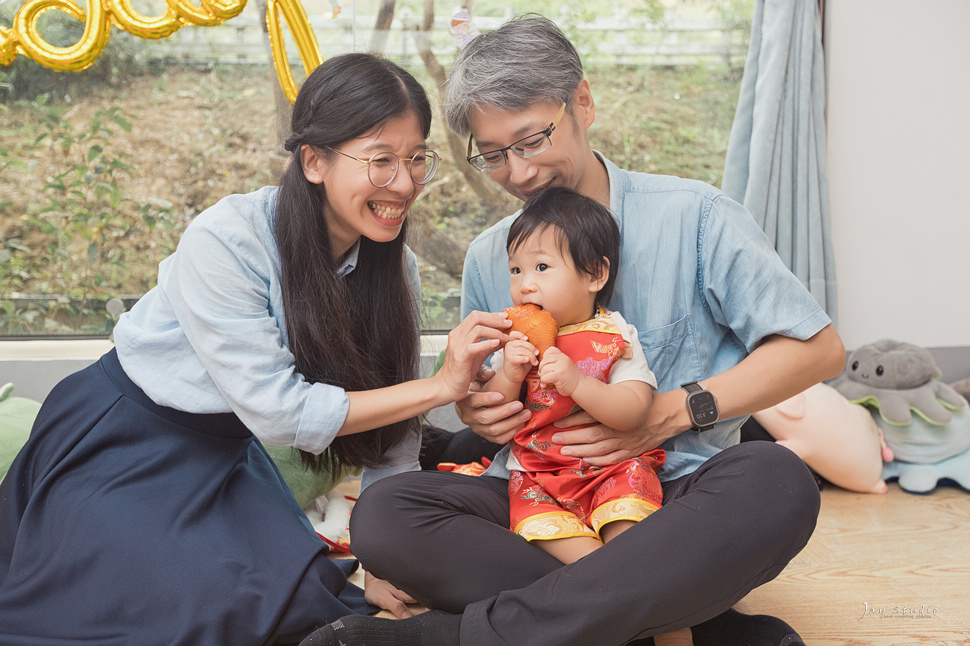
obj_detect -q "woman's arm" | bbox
[340,310,511,436]
[165,212,511,445]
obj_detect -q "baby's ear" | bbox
[588,257,610,293]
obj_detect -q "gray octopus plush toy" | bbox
[831,339,970,493]
[952,377,970,403]
[830,339,965,425]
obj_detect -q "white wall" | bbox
[824,0,970,351]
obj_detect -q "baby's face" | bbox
[507,227,600,326]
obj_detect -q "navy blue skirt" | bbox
[0,350,373,645]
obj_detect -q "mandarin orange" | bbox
[503,304,559,359]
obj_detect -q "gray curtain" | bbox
[722,0,837,323]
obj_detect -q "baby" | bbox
[485,186,692,646]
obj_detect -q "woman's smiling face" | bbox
[302,111,428,257]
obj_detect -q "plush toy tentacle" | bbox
[933,380,967,409]
[878,395,915,425]
[906,389,954,425]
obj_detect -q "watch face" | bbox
[689,391,718,426]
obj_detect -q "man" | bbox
[327,14,845,646]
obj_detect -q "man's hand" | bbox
[551,389,691,466]
[364,572,423,619]
[456,364,532,445]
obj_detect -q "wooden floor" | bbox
[737,483,970,645]
[340,481,970,645]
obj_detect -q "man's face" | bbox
[466,87,596,203]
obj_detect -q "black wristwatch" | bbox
[681,381,718,431]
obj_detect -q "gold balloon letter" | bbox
[11,0,111,71]
[2,0,321,104]
[266,0,323,103]
[1,0,247,71]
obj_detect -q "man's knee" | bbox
[349,473,411,565]
[350,471,510,564]
[737,440,821,550]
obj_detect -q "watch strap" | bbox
[682,381,704,395]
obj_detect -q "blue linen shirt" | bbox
[462,154,831,482]
[113,186,422,490]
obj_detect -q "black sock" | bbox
[691,608,805,646]
[300,611,462,646]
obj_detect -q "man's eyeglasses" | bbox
[466,102,567,172]
[325,147,440,188]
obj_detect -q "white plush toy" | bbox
[303,490,354,553]
[753,383,894,494]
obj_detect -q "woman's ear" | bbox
[300,145,327,184]
[588,257,610,293]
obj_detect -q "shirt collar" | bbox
[337,239,361,277]
[592,150,622,227]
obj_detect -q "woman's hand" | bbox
[364,572,423,619]
[455,363,532,445]
[431,310,511,403]
[551,389,691,466]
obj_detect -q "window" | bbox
[0,0,751,337]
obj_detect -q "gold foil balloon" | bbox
[1,26,17,67]
[105,0,181,40]
[1,0,322,103]
[11,0,111,71]
[198,0,247,22]
[266,0,322,103]
[1,0,248,71]
[172,0,238,27]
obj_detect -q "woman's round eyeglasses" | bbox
[466,102,567,172]
[325,146,440,188]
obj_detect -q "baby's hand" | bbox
[538,347,581,396]
[502,333,539,383]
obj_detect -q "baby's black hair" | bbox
[507,186,621,306]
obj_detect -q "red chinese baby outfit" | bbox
[507,308,664,542]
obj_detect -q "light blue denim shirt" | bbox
[462,154,831,482]
[113,186,422,490]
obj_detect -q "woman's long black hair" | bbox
[276,53,430,473]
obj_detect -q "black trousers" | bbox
[350,440,820,646]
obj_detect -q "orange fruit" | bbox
[503,304,558,359]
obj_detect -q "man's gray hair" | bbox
[444,14,585,136]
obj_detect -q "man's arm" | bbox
[700,325,845,422]
[554,324,845,466]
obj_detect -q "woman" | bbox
[0,53,509,645]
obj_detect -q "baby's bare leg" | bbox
[602,519,694,646]
[599,519,636,543]
[535,535,603,564]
